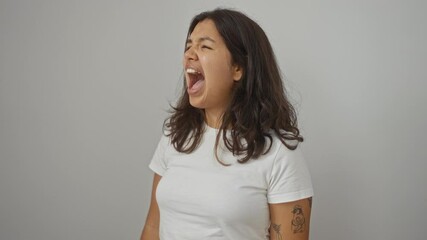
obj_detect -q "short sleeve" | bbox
[148,135,170,176]
[267,144,314,204]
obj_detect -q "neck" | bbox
[204,108,225,129]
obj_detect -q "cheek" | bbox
[204,60,234,88]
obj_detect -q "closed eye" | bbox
[185,45,212,52]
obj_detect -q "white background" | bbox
[1,0,426,239]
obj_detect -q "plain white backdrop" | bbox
[1,0,426,239]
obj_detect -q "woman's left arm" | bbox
[268,197,312,240]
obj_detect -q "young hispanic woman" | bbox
[140,8,314,240]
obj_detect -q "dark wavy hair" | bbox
[164,8,303,164]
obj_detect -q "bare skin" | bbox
[140,173,162,240]
[269,197,312,240]
[183,19,243,129]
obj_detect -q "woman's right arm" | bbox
[140,173,162,240]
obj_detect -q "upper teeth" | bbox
[186,68,200,74]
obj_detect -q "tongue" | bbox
[190,79,204,92]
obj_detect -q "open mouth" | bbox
[186,68,205,92]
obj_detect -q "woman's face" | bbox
[183,19,242,118]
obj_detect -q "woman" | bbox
[141,8,313,240]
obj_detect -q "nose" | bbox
[184,46,198,61]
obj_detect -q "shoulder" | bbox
[266,132,313,204]
[265,131,308,179]
[268,130,303,157]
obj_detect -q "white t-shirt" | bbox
[149,126,313,240]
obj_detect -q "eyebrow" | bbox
[186,36,216,44]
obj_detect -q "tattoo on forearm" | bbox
[291,205,306,233]
[271,223,283,240]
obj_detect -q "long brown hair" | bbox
[164,8,303,164]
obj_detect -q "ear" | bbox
[232,64,243,81]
